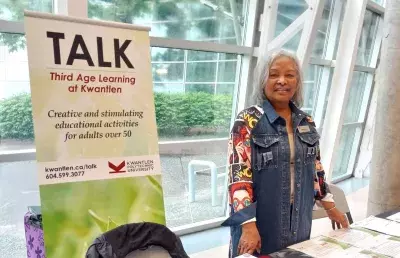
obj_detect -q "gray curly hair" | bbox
[253,50,304,107]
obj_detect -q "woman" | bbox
[222,50,349,257]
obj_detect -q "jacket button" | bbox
[297,183,300,188]
[295,208,299,212]
[293,231,297,235]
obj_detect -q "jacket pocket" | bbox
[252,134,280,170]
[297,132,320,165]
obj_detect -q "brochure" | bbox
[354,216,400,237]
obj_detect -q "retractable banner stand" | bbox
[24,11,165,257]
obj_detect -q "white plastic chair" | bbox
[187,160,228,207]
[312,184,353,229]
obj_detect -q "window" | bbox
[275,0,308,37]
[150,48,241,227]
[311,0,346,60]
[356,10,380,66]
[162,150,228,228]
[332,125,361,179]
[0,33,33,153]
[302,65,334,128]
[333,72,373,180]
[332,7,382,180]
[152,48,240,141]
[371,0,384,5]
[0,0,52,21]
[282,29,302,53]
[0,45,240,152]
[88,0,250,45]
[311,0,334,58]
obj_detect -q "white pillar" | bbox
[367,0,400,216]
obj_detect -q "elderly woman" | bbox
[222,50,349,257]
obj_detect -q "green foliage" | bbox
[0,92,232,140]
[88,0,154,24]
[154,92,232,137]
[0,92,34,140]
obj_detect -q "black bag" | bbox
[86,222,189,258]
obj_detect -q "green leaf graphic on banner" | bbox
[147,175,163,195]
[40,176,165,257]
[88,209,108,232]
[89,210,121,232]
[107,217,119,231]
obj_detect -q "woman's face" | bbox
[264,56,298,105]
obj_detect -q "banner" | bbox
[24,12,165,257]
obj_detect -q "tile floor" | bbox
[185,177,371,257]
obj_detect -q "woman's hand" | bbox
[326,207,349,229]
[238,222,261,255]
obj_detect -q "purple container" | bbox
[24,206,46,258]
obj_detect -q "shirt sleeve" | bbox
[314,144,334,203]
[223,116,257,226]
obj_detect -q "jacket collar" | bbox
[262,99,307,124]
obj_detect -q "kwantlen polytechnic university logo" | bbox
[108,161,126,174]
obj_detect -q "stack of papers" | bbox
[353,216,400,237]
[287,213,400,258]
[289,235,390,258]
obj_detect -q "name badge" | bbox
[298,125,310,133]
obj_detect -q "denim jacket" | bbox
[222,100,333,257]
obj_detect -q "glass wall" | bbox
[356,10,380,66]
[302,65,333,119]
[311,0,341,59]
[307,0,345,129]
[88,0,249,45]
[151,47,239,141]
[333,72,373,179]
[0,1,52,21]
[0,34,33,152]
[0,2,250,252]
[371,0,385,6]
[275,0,307,37]
[0,0,385,256]
[332,10,381,180]
[0,44,239,146]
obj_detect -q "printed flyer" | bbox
[288,236,390,258]
[354,216,400,237]
[324,228,400,257]
[387,212,400,223]
[24,11,164,257]
[324,228,383,249]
